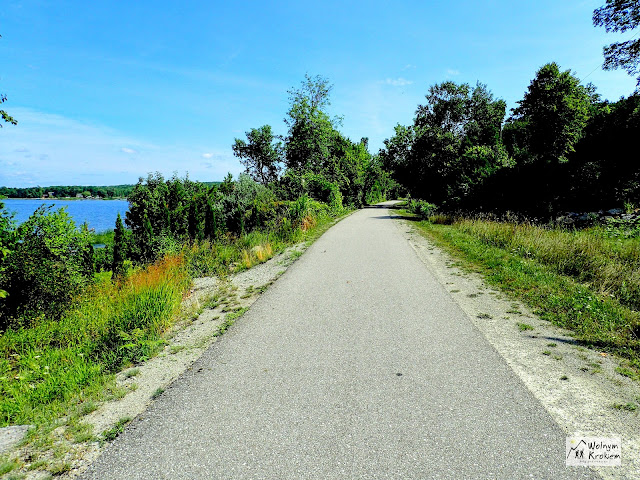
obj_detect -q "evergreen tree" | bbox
[112,213,127,280]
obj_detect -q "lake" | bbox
[3,198,129,232]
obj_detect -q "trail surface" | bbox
[82,203,597,479]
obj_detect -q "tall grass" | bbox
[0,255,189,426]
[415,217,640,374]
[455,219,640,311]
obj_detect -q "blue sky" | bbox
[0,0,637,187]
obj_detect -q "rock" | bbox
[607,208,624,216]
[0,425,33,454]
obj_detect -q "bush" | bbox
[0,206,92,329]
[408,199,438,218]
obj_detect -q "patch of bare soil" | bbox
[395,216,640,480]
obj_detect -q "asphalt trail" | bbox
[82,204,598,479]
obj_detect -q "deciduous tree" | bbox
[232,125,283,185]
[594,0,640,88]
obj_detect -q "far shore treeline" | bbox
[0,183,221,199]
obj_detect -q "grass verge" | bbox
[0,204,349,475]
[404,214,640,379]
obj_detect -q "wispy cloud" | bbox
[381,77,414,87]
[0,108,241,187]
[446,69,461,76]
[402,64,417,70]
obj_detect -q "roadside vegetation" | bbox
[402,210,640,379]
[0,74,398,477]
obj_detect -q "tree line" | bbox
[0,184,136,199]
[380,62,639,216]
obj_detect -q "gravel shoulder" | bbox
[394,215,640,480]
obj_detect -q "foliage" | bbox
[0,206,92,329]
[593,0,640,88]
[233,125,283,185]
[505,63,591,165]
[112,213,127,280]
[380,81,508,208]
[0,34,17,128]
[407,199,438,218]
[567,93,640,209]
[413,218,640,376]
[0,197,14,300]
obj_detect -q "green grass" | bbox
[88,229,115,246]
[150,388,164,400]
[100,417,131,443]
[517,322,535,331]
[0,255,189,428]
[407,215,640,378]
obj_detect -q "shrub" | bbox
[0,206,92,329]
[408,199,438,218]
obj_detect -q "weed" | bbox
[123,368,140,379]
[151,388,164,400]
[560,375,569,380]
[542,351,551,356]
[616,366,637,380]
[506,308,523,315]
[547,343,557,347]
[101,417,131,443]
[517,323,534,331]
[49,462,71,475]
[612,402,638,412]
[552,354,563,361]
[477,312,493,319]
[170,345,186,355]
[0,459,18,475]
[450,289,461,293]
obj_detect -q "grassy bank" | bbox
[0,204,344,431]
[406,215,640,378]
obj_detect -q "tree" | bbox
[284,74,341,174]
[594,0,640,88]
[0,206,91,327]
[506,63,591,165]
[0,35,17,128]
[112,213,127,280]
[232,125,283,184]
[381,81,508,206]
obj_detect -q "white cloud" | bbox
[446,69,461,76]
[0,108,244,187]
[382,78,414,87]
[402,64,417,70]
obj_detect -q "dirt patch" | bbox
[394,216,640,480]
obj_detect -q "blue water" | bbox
[3,199,129,232]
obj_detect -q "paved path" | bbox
[83,204,598,479]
